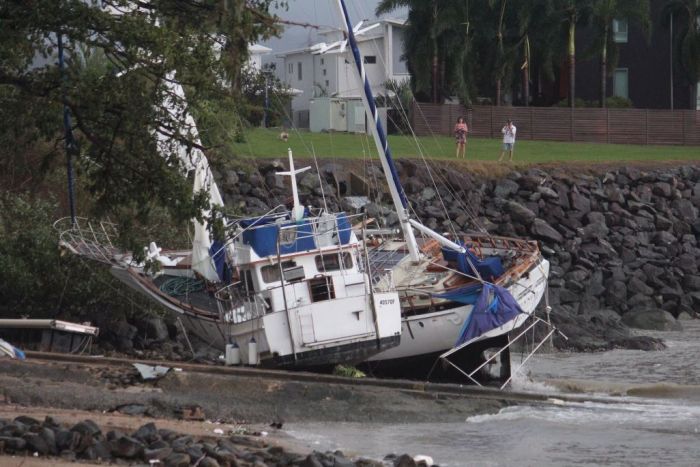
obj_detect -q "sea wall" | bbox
[215,160,700,351]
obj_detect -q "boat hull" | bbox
[367,257,549,366]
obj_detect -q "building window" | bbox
[322,69,327,76]
[613,68,629,99]
[297,62,302,81]
[320,58,324,65]
[363,55,377,64]
[288,63,293,74]
[325,80,329,87]
[613,18,628,43]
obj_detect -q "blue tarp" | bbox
[432,283,483,305]
[454,284,524,347]
[242,213,352,258]
[441,244,504,281]
[209,240,228,283]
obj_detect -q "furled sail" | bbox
[157,72,225,282]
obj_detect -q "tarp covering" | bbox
[432,283,482,305]
[0,338,25,360]
[454,284,523,347]
[210,240,228,283]
[441,244,504,281]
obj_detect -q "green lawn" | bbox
[231,128,700,163]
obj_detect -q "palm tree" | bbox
[516,0,561,106]
[662,0,700,108]
[559,0,593,107]
[590,0,650,107]
[377,0,443,103]
[491,0,509,105]
[377,0,474,104]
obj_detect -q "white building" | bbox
[275,19,409,129]
[248,44,272,71]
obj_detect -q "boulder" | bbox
[622,308,682,331]
[506,201,536,225]
[570,190,591,213]
[530,218,563,243]
[537,186,559,200]
[627,277,654,296]
[110,436,144,459]
[23,433,50,455]
[0,436,26,452]
[132,423,159,444]
[494,179,519,198]
[164,452,191,467]
[144,446,173,461]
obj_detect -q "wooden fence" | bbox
[411,103,700,146]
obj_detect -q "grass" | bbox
[231,128,700,164]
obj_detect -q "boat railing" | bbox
[214,281,268,324]
[53,217,123,265]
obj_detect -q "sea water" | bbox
[286,321,700,466]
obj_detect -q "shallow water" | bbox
[286,321,700,466]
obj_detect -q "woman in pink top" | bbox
[454,116,468,158]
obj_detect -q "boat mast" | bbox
[276,149,310,222]
[334,0,420,262]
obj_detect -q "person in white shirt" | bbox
[498,119,517,162]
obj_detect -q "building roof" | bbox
[274,18,406,58]
[249,44,272,54]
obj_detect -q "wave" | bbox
[537,378,700,402]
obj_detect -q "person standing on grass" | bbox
[454,116,468,158]
[498,119,516,162]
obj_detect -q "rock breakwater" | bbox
[0,414,430,466]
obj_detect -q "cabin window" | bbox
[261,261,297,283]
[288,63,293,74]
[315,252,352,272]
[309,277,335,302]
[242,269,255,293]
[297,62,303,81]
[363,55,377,64]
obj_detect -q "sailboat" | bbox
[318,0,552,384]
[56,69,403,369]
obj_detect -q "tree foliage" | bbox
[0,0,283,228]
[662,0,700,106]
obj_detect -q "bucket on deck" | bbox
[248,337,258,365]
[225,341,240,366]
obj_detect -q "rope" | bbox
[159,276,205,296]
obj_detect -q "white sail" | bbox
[158,71,224,282]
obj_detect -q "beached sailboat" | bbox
[55,69,402,369]
[57,0,552,384]
[318,0,552,384]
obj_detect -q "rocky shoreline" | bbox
[0,413,395,466]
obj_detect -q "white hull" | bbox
[368,258,549,362]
